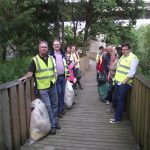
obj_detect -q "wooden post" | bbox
[25,81,32,137]
[143,90,150,150]
[9,86,21,150]
[0,89,13,150]
[17,84,28,144]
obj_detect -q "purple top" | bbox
[54,51,65,75]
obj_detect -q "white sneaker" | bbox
[109,119,120,123]
[105,101,110,105]
[110,118,115,121]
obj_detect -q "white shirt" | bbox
[127,58,139,78]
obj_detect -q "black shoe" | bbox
[56,123,61,129]
[61,110,65,115]
[58,113,63,118]
[73,100,77,105]
[79,87,83,90]
[50,128,56,135]
[73,86,77,89]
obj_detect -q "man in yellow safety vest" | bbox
[110,43,139,123]
[19,41,60,135]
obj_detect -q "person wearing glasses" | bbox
[18,41,61,135]
[110,43,139,123]
[49,40,68,118]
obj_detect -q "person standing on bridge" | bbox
[18,41,61,135]
[110,43,139,123]
[71,45,83,90]
[49,40,68,118]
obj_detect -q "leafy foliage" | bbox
[0,56,32,84]
[131,25,150,77]
[89,0,144,44]
[64,26,84,46]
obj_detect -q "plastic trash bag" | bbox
[30,98,51,144]
[64,80,75,108]
[98,82,109,102]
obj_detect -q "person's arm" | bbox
[107,71,110,82]
[122,58,139,84]
[76,52,80,63]
[18,72,33,81]
[18,60,35,82]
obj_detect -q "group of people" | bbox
[19,40,83,135]
[96,43,139,123]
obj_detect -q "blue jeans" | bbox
[114,84,131,121]
[39,84,58,128]
[56,75,66,113]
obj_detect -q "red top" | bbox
[96,58,104,73]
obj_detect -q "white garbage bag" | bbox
[30,98,51,144]
[64,80,75,108]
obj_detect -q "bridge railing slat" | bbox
[0,89,13,150]
[18,84,28,144]
[9,86,21,150]
[25,81,32,137]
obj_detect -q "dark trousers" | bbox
[74,68,82,88]
[113,84,131,121]
[105,78,114,102]
[56,75,66,113]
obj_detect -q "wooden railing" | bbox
[0,79,34,150]
[127,75,150,150]
[0,56,89,150]
[87,51,150,150]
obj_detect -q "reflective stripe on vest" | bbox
[63,58,68,77]
[35,56,54,72]
[33,55,55,89]
[114,52,138,84]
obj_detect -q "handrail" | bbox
[0,56,89,150]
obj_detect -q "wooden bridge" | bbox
[0,53,150,150]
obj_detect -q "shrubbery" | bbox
[132,25,150,78]
[0,56,32,84]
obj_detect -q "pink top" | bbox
[54,51,64,75]
[67,63,75,83]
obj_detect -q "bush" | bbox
[132,25,150,78]
[0,56,32,84]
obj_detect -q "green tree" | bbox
[84,0,144,45]
[132,25,150,76]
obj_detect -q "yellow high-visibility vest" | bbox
[114,52,138,84]
[62,58,68,77]
[33,55,57,90]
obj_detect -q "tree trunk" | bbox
[82,22,90,55]
[73,21,78,44]
[61,0,65,50]
[1,44,6,61]
[55,0,60,39]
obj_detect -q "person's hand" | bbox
[122,81,126,84]
[18,76,27,83]
[75,61,78,65]
[73,78,77,83]
[107,74,110,82]
[107,76,110,82]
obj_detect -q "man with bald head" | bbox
[19,41,60,135]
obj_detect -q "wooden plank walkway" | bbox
[21,60,136,150]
